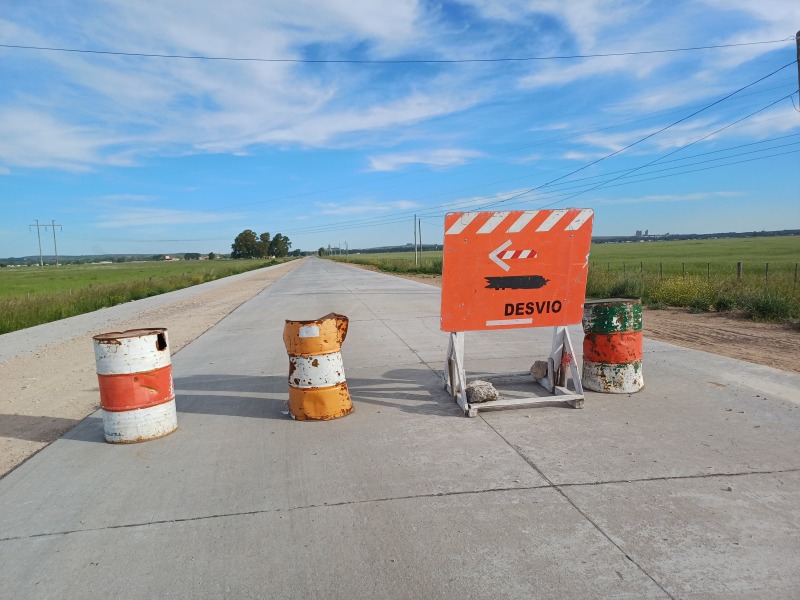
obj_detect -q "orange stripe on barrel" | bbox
[97,365,174,412]
[583,331,643,364]
[288,383,353,421]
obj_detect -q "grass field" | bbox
[0,259,287,334]
[331,237,800,322]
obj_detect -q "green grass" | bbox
[585,237,800,321]
[0,259,288,334]
[329,236,800,321]
[331,251,442,275]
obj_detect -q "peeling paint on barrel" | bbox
[284,314,353,421]
[93,328,178,442]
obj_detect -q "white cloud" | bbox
[96,207,248,228]
[367,148,483,171]
[315,200,418,216]
[0,109,130,171]
[98,194,158,203]
[593,191,744,206]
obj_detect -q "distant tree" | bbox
[318,247,327,257]
[184,252,201,260]
[290,249,302,257]
[268,233,291,258]
[115,257,127,263]
[231,230,260,259]
[258,232,271,258]
[152,255,165,261]
[208,252,216,260]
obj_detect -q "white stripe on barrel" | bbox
[93,328,178,443]
[289,352,346,389]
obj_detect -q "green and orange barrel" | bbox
[581,298,644,394]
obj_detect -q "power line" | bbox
[0,37,793,64]
[468,59,797,211]
[280,131,800,235]
[512,92,798,211]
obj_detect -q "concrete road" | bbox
[1,257,799,599]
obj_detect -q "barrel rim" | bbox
[584,297,642,306]
[284,312,348,327]
[93,327,167,342]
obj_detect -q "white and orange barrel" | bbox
[582,298,644,393]
[92,328,178,443]
[283,313,353,421]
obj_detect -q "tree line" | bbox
[231,230,292,259]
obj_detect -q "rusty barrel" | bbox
[283,313,353,421]
[93,328,178,443]
[582,298,644,393]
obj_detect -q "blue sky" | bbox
[1,1,799,257]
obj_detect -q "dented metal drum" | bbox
[283,313,353,421]
[93,328,178,443]
[582,298,644,393]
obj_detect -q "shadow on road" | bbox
[173,367,461,420]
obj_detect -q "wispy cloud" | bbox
[367,148,484,172]
[98,194,158,203]
[316,200,418,216]
[96,208,248,228]
[593,191,744,206]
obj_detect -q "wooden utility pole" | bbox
[414,214,418,266]
[418,217,422,263]
[796,30,800,96]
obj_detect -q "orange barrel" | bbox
[283,313,353,421]
[582,298,644,393]
[92,328,178,443]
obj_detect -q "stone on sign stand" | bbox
[465,380,499,403]
[530,360,548,380]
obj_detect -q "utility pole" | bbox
[29,219,44,268]
[414,214,418,266]
[796,30,800,102]
[345,242,348,261]
[418,217,422,263]
[50,220,62,267]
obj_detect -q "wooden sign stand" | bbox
[444,326,584,417]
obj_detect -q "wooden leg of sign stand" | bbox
[444,327,584,417]
[443,332,476,417]
[534,326,584,409]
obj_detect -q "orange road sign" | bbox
[441,209,594,332]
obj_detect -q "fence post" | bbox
[765,263,769,287]
[737,262,742,281]
[660,262,663,280]
[682,263,685,281]
[707,262,710,282]
[795,262,798,292]
[640,261,643,275]
[623,262,626,277]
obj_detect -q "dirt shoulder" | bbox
[0,260,303,478]
[370,267,800,375]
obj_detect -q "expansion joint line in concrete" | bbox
[2,466,798,545]
[479,416,678,600]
